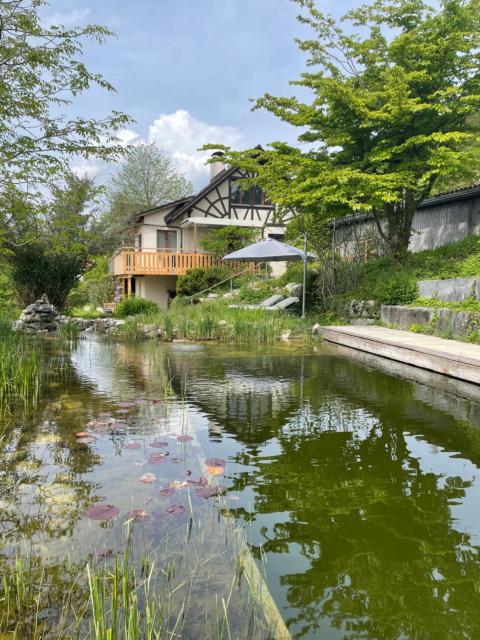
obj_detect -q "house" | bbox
[109,152,286,309]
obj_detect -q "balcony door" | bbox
[157,230,177,252]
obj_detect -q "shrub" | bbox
[369,273,418,305]
[176,267,231,298]
[67,256,115,309]
[114,297,158,318]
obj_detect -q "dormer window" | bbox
[230,179,270,207]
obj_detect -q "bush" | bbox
[369,273,418,305]
[67,256,115,309]
[176,267,231,297]
[114,297,158,318]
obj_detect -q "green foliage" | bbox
[114,297,158,318]
[0,0,131,239]
[96,142,193,252]
[411,297,480,313]
[205,0,480,257]
[67,256,115,309]
[175,267,231,297]
[200,225,259,259]
[368,273,418,305]
[68,307,102,319]
[236,279,281,304]
[8,174,98,309]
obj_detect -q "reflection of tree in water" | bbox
[224,355,480,639]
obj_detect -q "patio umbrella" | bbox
[222,237,316,318]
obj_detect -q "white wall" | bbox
[136,275,177,310]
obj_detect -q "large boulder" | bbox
[18,294,60,333]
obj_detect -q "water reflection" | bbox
[1,338,480,639]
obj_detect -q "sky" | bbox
[41,0,347,189]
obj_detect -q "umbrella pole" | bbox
[301,233,307,319]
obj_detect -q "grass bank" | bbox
[115,299,312,344]
[325,235,480,319]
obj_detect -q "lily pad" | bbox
[86,503,120,521]
[207,466,225,476]
[110,422,127,430]
[99,412,112,418]
[150,441,168,448]
[75,432,89,438]
[148,452,169,464]
[187,477,207,486]
[126,442,141,450]
[196,485,226,498]
[170,457,183,464]
[140,472,156,483]
[159,488,174,497]
[204,458,226,467]
[169,480,189,489]
[76,437,96,445]
[177,435,193,442]
[117,401,135,408]
[166,505,185,515]
[126,509,149,522]
[115,409,130,415]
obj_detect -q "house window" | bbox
[230,179,270,207]
[157,230,177,251]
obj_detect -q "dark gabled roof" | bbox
[164,165,239,224]
[332,183,480,229]
[133,196,194,223]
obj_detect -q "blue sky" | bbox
[42,0,348,187]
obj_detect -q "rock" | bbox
[17,294,60,333]
[222,290,240,299]
[285,283,303,296]
[207,293,218,299]
[312,323,322,335]
[349,299,379,319]
[281,330,292,341]
[417,277,476,302]
[380,305,434,329]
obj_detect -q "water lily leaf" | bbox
[135,399,148,405]
[140,472,156,483]
[126,442,141,450]
[115,409,130,415]
[110,422,127,430]
[75,432,89,438]
[159,488,175,497]
[177,435,193,442]
[76,437,96,444]
[196,485,226,498]
[169,480,189,489]
[170,457,182,464]
[117,401,135,408]
[86,503,120,521]
[148,453,168,465]
[150,441,168,448]
[99,412,112,418]
[126,509,149,521]
[207,466,225,476]
[204,458,226,467]
[187,477,208,486]
[166,505,185,515]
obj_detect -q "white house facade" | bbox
[109,154,287,309]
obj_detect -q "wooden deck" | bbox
[109,249,246,277]
[320,325,480,386]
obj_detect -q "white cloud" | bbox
[147,110,244,186]
[44,8,91,27]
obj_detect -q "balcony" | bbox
[109,248,246,277]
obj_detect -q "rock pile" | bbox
[17,294,60,333]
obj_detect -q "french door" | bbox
[157,230,177,252]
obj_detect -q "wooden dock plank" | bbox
[320,326,480,386]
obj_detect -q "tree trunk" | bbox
[373,189,417,260]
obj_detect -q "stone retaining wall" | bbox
[381,305,480,337]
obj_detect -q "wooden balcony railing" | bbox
[109,248,246,277]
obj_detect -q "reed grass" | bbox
[116,300,311,345]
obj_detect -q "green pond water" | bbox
[1,337,480,639]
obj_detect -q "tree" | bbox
[0,0,131,242]
[97,143,193,250]
[8,173,99,308]
[206,0,480,258]
[200,225,259,259]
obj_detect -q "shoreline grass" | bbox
[114,300,313,345]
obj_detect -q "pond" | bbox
[1,337,480,639]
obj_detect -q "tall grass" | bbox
[115,300,311,345]
[0,320,42,413]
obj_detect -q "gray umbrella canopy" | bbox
[222,238,316,262]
